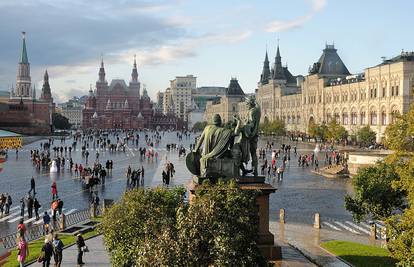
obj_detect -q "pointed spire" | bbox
[260,49,271,84]
[20,32,29,64]
[131,54,138,83]
[40,69,52,101]
[272,41,286,80]
[98,54,106,83]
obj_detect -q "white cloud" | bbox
[265,0,327,32]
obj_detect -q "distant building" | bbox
[0,32,54,135]
[256,42,414,141]
[59,97,85,129]
[192,86,226,112]
[169,75,196,121]
[204,78,245,123]
[155,91,164,113]
[82,56,153,129]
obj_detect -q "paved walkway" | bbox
[60,235,109,267]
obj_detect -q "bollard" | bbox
[279,209,285,224]
[59,213,66,230]
[313,213,320,229]
[370,223,377,240]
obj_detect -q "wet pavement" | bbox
[1,133,371,242]
[0,131,195,236]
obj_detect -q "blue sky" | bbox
[0,0,413,103]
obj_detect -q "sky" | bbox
[0,0,413,103]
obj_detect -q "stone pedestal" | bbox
[188,176,281,261]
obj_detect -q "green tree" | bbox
[382,106,414,266]
[260,119,285,136]
[344,162,404,222]
[192,121,208,132]
[357,125,377,147]
[52,113,71,130]
[100,182,265,266]
[326,119,348,142]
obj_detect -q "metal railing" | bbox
[1,208,94,249]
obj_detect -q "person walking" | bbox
[28,176,36,195]
[17,236,29,267]
[52,234,64,267]
[51,182,58,200]
[34,198,41,220]
[27,195,34,218]
[20,197,25,217]
[76,233,86,265]
[141,166,145,186]
[17,219,26,237]
[43,211,51,235]
[5,194,12,215]
[41,238,53,267]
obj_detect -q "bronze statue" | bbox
[235,96,261,176]
[188,114,240,179]
[187,97,261,181]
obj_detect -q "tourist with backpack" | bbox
[52,234,64,267]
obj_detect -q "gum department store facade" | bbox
[205,43,414,142]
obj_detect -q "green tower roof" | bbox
[20,32,29,64]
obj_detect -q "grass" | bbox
[4,227,100,267]
[321,240,397,267]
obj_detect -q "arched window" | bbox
[351,112,357,125]
[381,111,387,125]
[360,111,366,125]
[370,111,377,125]
[342,113,348,125]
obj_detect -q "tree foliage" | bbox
[259,118,285,136]
[192,121,208,132]
[326,119,348,142]
[100,182,265,266]
[344,162,404,222]
[52,113,71,130]
[357,125,377,147]
[308,121,328,141]
[376,106,414,266]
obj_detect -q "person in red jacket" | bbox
[51,182,58,200]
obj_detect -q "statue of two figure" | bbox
[187,96,261,179]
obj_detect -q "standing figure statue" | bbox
[236,96,261,176]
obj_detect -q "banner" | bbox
[0,137,22,149]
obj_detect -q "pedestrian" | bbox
[40,238,53,267]
[5,194,12,215]
[51,181,58,200]
[43,211,51,235]
[76,233,86,265]
[29,176,36,195]
[52,234,64,267]
[20,197,25,217]
[17,236,29,267]
[27,195,34,218]
[34,197,41,220]
[17,219,26,237]
[141,166,145,185]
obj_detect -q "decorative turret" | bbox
[272,43,286,80]
[92,111,98,119]
[98,55,106,83]
[131,54,138,83]
[260,50,271,84]
[15,31,31,98]
[40,69,52,101]
[32,85,36,100]
[142,86,149,100]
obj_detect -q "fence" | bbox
[1,208,93,249]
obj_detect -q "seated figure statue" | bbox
[187,114,241,180]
